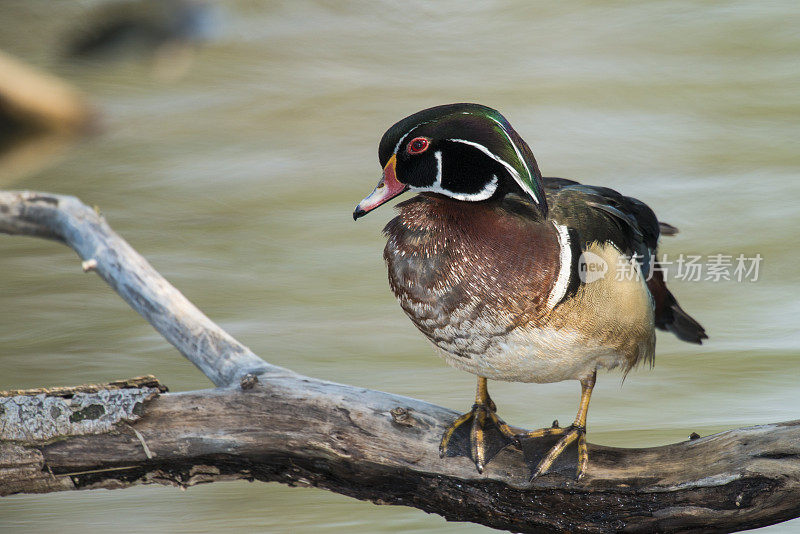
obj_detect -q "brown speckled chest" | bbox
[382,193,655,383]
[383,194,561,358]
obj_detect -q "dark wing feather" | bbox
[545,177,679,240]
[543,178,657,275]
[542,176,707,345]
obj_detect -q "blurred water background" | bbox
[0,1,798,532]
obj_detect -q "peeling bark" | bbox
[1,190,799,533]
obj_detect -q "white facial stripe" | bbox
[447,138,540,205]
[393,131,412,155]
[454,112,540,205]
[448,138,519,178]
[547,223,573,309]
[485,116,536,199]
[393,119,436,154]
[434,150,443,187]
[413,176,498,201]
[448,138,531,196]
[411,150,498,201]
[391,112,534,204]
[451,175,498,201]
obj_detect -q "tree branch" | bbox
[0,190,273,386]
[1,190,799,533]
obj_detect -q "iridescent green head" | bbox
[354,103,547,220]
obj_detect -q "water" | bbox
[1,1,798,532]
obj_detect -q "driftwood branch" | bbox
[0,191,272,386]
[1,190,799,533]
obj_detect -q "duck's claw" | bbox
[515,423,588,480]
[439,401,515,473]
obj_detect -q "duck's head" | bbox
[353,103,547,220]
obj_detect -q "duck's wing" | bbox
[544,178,658,273]
[544,177,677,238]
[543,177,707,344]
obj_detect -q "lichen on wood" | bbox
[0,377,165,442]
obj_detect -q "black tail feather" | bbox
[655,291,708,344]
[659,221,679,236]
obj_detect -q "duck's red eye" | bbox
[407,137,429,154]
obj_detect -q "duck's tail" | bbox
[647,267,708,344]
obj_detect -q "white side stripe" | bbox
[547,223,572,309]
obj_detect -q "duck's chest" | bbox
[382,197,562,359]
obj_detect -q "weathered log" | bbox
[1,190,799,533]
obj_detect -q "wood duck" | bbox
[353,103,706,480]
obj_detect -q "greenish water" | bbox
[1,1,798,532]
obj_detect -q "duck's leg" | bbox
[516,371,596,480]
[439,377,516,472]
